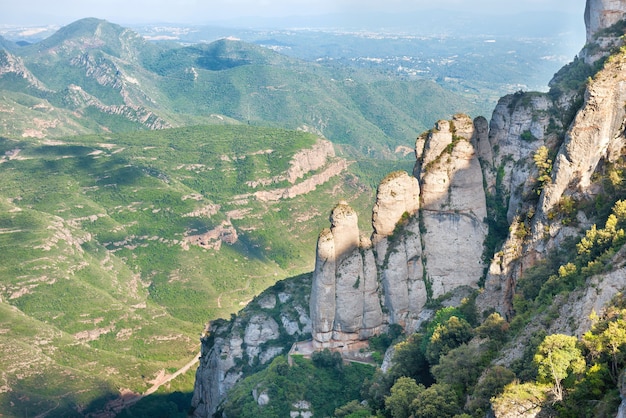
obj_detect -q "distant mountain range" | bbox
[0,17,490,158]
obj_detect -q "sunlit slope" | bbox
[0,18,481,157]
[0,124,393,416]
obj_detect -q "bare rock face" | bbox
[539,49,626,224]
[286,139,336,183]
[478,45,626,318]
[379,219,426,330]
[191,276,312,417]
[310,171,424,349]
[475,91,564,317]
[585,0,626,43]
[310,202,384,349]
[310,228,337,345]
[416,114,488,299]
[310,115,490,348]
[372,171,420,239]
[330,201,360,261]
[486,93,555,222]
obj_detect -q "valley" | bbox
[2,2,626,418]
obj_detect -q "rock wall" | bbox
[416,114,488,298]
[585,0,626,42]
[539,48,626,223]
[191,276,312,417]
[478,17,626,319]
[309,114,489,349]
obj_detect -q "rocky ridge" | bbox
[191,275,313,418]
[183,138,348,251]
[308,112,492,352]
[191,1,626,415]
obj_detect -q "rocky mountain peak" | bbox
[372,171,420,239]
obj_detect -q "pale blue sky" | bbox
[3,0,585,25]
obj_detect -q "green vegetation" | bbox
[325,302,511,417]
[534,334,586,401]
[0,123,380,416]
[0,19,485,158]
[512,199,626,328]
[533,145,553,195]
[321,292,625,418]
[520,129,537,142]
[495,295,626,417]
[220,354,375,417]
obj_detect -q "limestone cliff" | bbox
[478,18,626,318]
[416,114,488,299]
[309,114,489,349]
[191,3,626,415]
[585,0,626,42]
[191,275,312,418]
[310,172,422,350]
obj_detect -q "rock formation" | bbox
[309,114,489,349]
[416,114,488,298]
[585,0,626,42]
[191,276,312,417]
[477,1,626,319]
[192,3,626,415]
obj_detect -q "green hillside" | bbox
[0,124,408,416]
[0,18,482,157]
[0,17,479,416]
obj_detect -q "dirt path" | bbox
[143,351,200,396]
[96,351,201,417]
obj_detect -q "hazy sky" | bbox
[3,0,586,25]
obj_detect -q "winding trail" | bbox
[98,350,201,417]
[143,351,201,396]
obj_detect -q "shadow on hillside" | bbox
[84,390,193,418]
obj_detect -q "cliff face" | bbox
[585,0,626,42]
[309,114,489,349]
[478,28,626,318]
[191,3,626,415]
[191,275,312,418]
[416,114,488,299]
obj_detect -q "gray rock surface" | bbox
[585,0,626,42]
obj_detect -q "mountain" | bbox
[0,18,483,158]
[0,17,493,416]
[0,122,414,416]
[0,35,17,51]
[190,2,626,417]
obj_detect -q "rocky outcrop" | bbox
[246,139,338,188]
[478,13,626,319]
[416,114,488,298]
[310,202,383,349]
[585,0,626,42]
[0,50,51,92]
[183,221,238,250]
[62,84,170,130]
[538,48,626,223]
[309,114,490,349]
[238,138,350,202]
[191,275,312,417]
[372,171,420,240]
